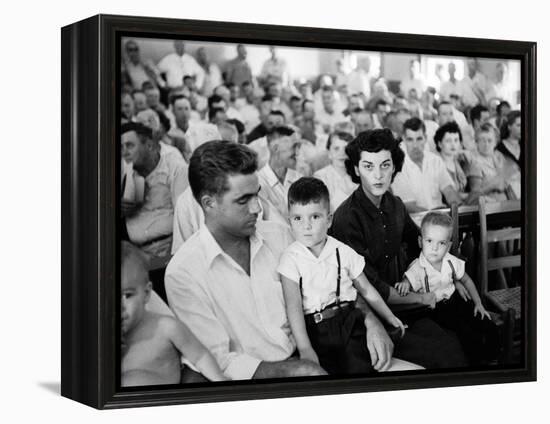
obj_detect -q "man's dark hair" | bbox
[266,125,295,143]
[326,131,354,150]
[226,82,236,90]
[496,100,511,116]
[268,110,286,120]
[302,99,314,111]
[170,94,190,107]
[290,95,302,103]
[375,99,389,109]
[437,101,452,110]
[241,80,252,88]
[403,117,426,134]
[226,118,245,135]
[121,121,153,141]
[345,129,405,184]
[141,80,155,91]
[288,177,330,211]
[261,94,274,103]
[500,110,521,140]
[469,104,489,124]
[208,107,226,123]
[188,141,258,205]
[434,121,463,151]
[208,94,225,109]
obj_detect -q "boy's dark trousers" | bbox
[305,303,374,375]
[428,291,500,365]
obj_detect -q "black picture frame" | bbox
[61,14,537,409]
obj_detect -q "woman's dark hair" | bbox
[188,141,258,205]
[344,129,405,184]
[434,121,463,152]
[499,110,521,140]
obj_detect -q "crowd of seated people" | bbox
[120,39,522,386]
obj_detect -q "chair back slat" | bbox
[486,228,521,243]
[487,255,521,271]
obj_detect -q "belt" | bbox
[137,233,172,248]
[305,301,353,324]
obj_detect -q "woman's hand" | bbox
[387,315,407,338]
[420,292,437,309]
[299,347,320,365]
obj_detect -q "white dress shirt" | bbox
[277,236,364,314]
[168,122,221,154]
[165,221,296,380]
[157,52,205,89]
[404,252,465,302]
[391,151,454,210]
[313,165,358,212]
[257,164,302,220]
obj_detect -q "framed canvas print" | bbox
[61,14,536,409]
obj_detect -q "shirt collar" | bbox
[198,225,265,269]
[418,251,453,274]
[145,154,168,181]
[260,164,300,189]
[353,187,391,219]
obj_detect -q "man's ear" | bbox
[327,211,333,227]
[418,235,422,248]
[354,165,360,177]
[200,193,216,212]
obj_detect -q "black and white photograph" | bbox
[118,35,526,388]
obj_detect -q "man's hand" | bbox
[121,200,140,217]
[420,292,437,309]
[455,282,471,302]
[395,281,411,296]
[387,315,407,338]
[365,316,394,372]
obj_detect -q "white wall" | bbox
[3,1,546,424]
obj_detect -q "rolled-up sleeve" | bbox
[165,267,262,380]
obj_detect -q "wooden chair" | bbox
[478,198,522,319]
[451,201,519,364]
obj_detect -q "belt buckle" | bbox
[313,312,323,324]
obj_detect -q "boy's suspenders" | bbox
[423,260,458,293]
[299,247,342,308]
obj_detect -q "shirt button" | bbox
[385,255,389,259]
[383,224,387,229]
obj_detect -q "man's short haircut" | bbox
[170,94,190,107]
[288,177,330,211]
[476,122,500,142]
[261,94,274,103]
[375,99,389,109]
[208,107,226,122]
[434,121,463,151]
[302,99,314,111]
[345,129,405,184]
[188,141,258,204]
[470,104,489,123]
[326,131,354,150]
[208,94,225,109]
[268,110,286,120]
[420,212,453,236]
[266,125,295,143]
[121,121,153,141]
[132,89,145,98]
[496,100,511,115]
[403,117,426,134]
[121,241,148,284]
[141,81,155,91]
[226,118,245,135]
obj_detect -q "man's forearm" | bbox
[387,287,425,305]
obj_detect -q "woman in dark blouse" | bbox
[329,129,467,368]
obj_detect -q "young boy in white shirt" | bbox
[277,177,406,375]
[395,212,499,365]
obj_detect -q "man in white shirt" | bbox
[316,88,348,134]
[392,118,461,212]
[400,59,426,99]
[157,40,205,89]
[165,141,326,380]
[167,95,221,160]
[121,122,188,300]
[257,126,303,222]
